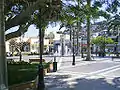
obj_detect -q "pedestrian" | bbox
[108,49,110,56]
[96,47,98,56]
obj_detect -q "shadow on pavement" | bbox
[45,74,71,88]
[72,77,120,90]
[45,74,120,90]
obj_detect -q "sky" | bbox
[5,23,66,38]
[25,24,63,37]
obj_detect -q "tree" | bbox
[0,0,8,89]
[59,0,87,57]
[48,32,55,40]
[9,38,18,55]
[84,0,111,60]
[5,0,61,40]
[92,36,114,47]
[85,0,91,60]
[91,36,114,56]
[60,0,112,60]
[107,14,120,36]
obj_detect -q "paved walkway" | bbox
[44,56,120,90]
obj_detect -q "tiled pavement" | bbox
[44,57,120,90]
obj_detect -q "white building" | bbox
[6,41,10,52]
[28,37,50,53]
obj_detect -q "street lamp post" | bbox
[81,36,84,58]
[103,33,107,57]
[104,35,106,57]
[61,35,64,56]
[19,32,23,61]
[115,41,119,57]
[72,27,75,65]
[37,8,45,90]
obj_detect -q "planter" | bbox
[9,80,36,90]
[44,69,48,75]
[49,63,53,72]
[47,63,53,73]
[8,64,37,86]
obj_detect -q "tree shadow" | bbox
[45,74,120,90]
[45,74,71,88]
[112,77,120,89]
[72,77,120,90]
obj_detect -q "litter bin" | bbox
[53,57,57,72]
[53,62,57,72]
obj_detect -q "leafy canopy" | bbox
[91,36,114,47]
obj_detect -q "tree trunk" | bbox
[37,8,45,89]
[77,0,80,56]
[41,28,45,54]
[69,25,72,54]
[5,0,45,31]
[77,22,80,56]
[0,0,8,89]
[85,0,92,61]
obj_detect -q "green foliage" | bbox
[8,63,37,86]
[42,61,52,69]
[47,32,55,39]
[5,0,61,40]
[91,36,114,47]
[106,0,120,13]
[107,14,120,35]
[8,61,52,86]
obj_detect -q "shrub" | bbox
[8,61,52,86]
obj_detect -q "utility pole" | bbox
[0,0,8,89]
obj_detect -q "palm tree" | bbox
[85,0,91,61]
[61,0,108,60]
[59,0,86,56]
[0,0,8,89]
[61,0,92,60]
[108,14,120,36]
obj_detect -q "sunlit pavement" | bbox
[45,56,120,90]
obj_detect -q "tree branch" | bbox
[5,0,46,31]
[5,23,30,41]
